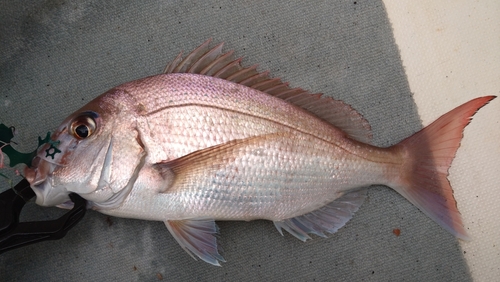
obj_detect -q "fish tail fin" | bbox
[391,96,496,240]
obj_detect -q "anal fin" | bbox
[274,189,367,241]
[164,219,225,266]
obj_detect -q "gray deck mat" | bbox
[0,1,469,281]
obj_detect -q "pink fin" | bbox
[392,96,496,240]
[162,40,372,143]
[173,39,213,73]
[163,51,183,74]
[155,134,280,178]
[164,219,225,266]
[274,190,367,241]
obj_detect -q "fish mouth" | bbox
[25,157,70,207]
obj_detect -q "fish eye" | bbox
[70,112,98,140]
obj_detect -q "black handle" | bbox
[0,179,87,254]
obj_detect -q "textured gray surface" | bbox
[0,1,470,281]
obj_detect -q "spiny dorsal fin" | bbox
[163,39,372,143]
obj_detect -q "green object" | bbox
[0,123,51,168]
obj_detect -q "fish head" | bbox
[25,88,146,208]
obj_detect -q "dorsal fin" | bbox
[163,39,372,143]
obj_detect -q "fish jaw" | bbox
[25,159,70,206]
[30,174,70,207]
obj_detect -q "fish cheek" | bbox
[99,129,146,198]
[51,140,105,194]
[55,131,145,208]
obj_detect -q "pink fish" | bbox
[24,40,495,265]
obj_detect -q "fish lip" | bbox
[30,176,70,207]
[24,158,70,207]
[24,165,38,186]
[25,156,53,185]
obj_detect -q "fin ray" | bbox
[173,39,213,73]
[392,96,496,240]
[165,219,225,266]
[187,42,224,74]
[201,50,235,76]
[274,190,367,241]
[163,51,183,74]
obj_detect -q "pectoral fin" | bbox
[164,219,225,266]
[155,133,286,180]
[274,189,367,241]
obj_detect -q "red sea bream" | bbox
[24,40,496,265]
